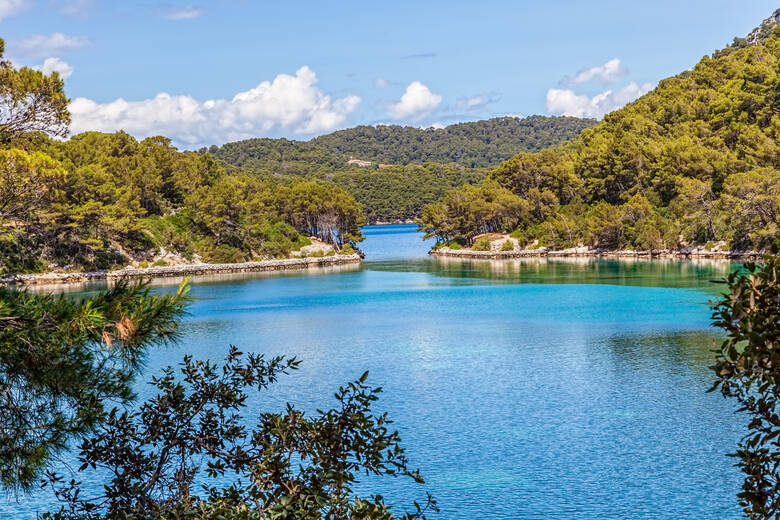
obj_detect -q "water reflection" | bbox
[419,256,738,293]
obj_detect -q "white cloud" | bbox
[35,57,73,79]
[69,66,362,148]
[455,93,499,112]
[387,81,441,120]
[427,122,444,129]
[0,0,27,21]
[545,81,654,119]
[562,58,625,86]
[374,77,390,88]
[15,33,90,58]
[159,4,202,20]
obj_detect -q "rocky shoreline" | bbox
[430,246,762,260]
[1,254,363,286]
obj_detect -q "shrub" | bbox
[339,243,355,255]
[501,240,514,251]
[471,236,493,251]
[152,259,168,267]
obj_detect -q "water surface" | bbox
[10,224,745,519]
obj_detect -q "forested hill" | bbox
[206,115,595,172]
[419,17,780,252]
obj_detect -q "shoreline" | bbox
[429,247,761,260]
[1,254,363,286]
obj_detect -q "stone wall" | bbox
[1,254,363,286]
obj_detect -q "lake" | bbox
[9,224,745,519]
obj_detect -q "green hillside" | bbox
[208,115,595,171]
[1,133,365,275]
[208,116,594,223]
[419,19,780,252]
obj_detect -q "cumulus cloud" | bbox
[14,33,90,58]
[561,58,625,86]
[545,81,654,119]
[158,4,202,20]
[455,93,500,112]
[69,66,361,148]
[387,81,442,120]
[0,0,27,21]
[35,57,74,79]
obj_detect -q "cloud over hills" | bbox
[387,81,442,120]
[69,66,362,149]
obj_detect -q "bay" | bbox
[9,224,745,519]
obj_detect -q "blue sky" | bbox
[2,0,778,148]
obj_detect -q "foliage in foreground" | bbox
[712,246,780,519]
[0,280,189,491]
[42,347,435,520]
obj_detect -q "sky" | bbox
[1,0,778,149]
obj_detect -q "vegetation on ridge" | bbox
[207,116,596,223]
[419,24,780,252]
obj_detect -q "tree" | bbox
[0,148,64,224]
[0,38,70,143]
[712,247,780,519]
[0,280,189,492]
[41,348,436,519]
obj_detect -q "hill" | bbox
[207,116,595,223]
[419,16,780,252]
[207,115,595,172]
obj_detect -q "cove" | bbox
[10,224,745,519]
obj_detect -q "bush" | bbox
[712,247,780,518]
[447,241,462,250]
[152,259,168,267]
[339,243,355,255]
[471,236,493,251]
[501,240,515,251]
[198,240,246,263]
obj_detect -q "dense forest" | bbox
[419,19,780,252]
[0,44,366,276]
[1,131,365,275]
[207,116,595,171]
[207,116,595,223]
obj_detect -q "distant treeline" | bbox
[205,116,595,222]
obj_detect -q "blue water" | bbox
[9,224,746,519]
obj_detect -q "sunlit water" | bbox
[8,224,747,519]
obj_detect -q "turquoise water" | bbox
[9,224,746,519]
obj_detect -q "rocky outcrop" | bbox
[745,9,780,45]
[1,254,362,286]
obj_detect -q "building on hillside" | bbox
[347,157,373,167]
